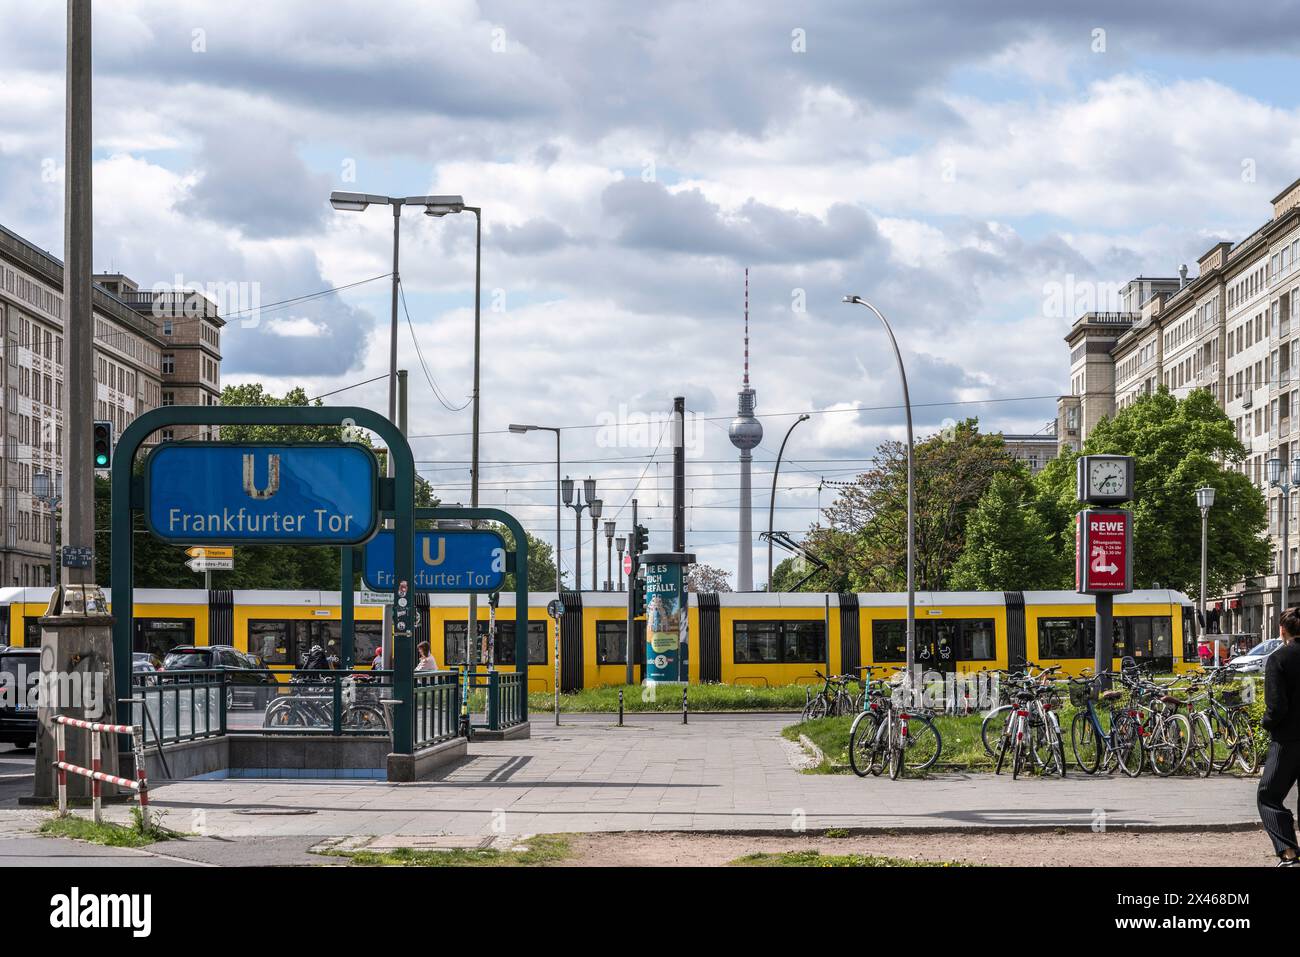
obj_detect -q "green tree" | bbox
[491,525,562,593]
[685,563,733,593]
[949,472,1069,590]
[1034,388,1268,598]
[804,419,1021,591]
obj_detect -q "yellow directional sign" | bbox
[185,546,234,560]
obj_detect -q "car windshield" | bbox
[1245,639,1282,657]
[162,651,212,669]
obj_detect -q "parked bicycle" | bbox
[1184,666,1260,774]
[263,672,387,731]
[1067,672,1144,776]
[803,670,860,720]
[991,675,1066,778]
[847,667,941,779]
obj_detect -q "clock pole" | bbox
[1077,454,1135,690]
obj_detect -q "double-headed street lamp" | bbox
[603,520,616,591]
[562,477,600,592]
[615,533,627,591]
[1267,455,1300,615]
[843,294,917,698]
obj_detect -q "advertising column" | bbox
[642,552,694,683]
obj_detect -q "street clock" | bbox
[1076,454,1135,505]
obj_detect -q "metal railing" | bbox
[129,669,224,746]
[414,672,460,748]
[480,671,525,731]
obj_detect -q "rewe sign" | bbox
[1075,508,1132,594]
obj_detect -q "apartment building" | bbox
[1058,176,1300,637]
[0,224,224,586]
[999,426,1059,475]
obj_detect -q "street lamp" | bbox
[1267,455,1300,617]
[615,534,626,591]
[603,520,616,591]
[32,472,62,587]
[1196,485,1215,658]
[589,499,603,592]
[844,294,917,698]
[509,423,562,726]
[562,477,598,592]
[328,191,465,429]
[767,414,811,590]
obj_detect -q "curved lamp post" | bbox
[767,414,811,589]
[843,295,916,697]
[1267,455,1300,619]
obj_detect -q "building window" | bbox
[162,391,175,407]
[161,429,175,442]
[162,319,173,336]
[161,354,175,374]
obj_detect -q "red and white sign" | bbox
[1076,508,1132,595]
[623,554,633,575]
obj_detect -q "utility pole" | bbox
[626,498,637,686]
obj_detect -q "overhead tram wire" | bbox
[398,280,471,413]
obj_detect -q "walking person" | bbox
[415,641,438,672]
[1258,607,1300,866]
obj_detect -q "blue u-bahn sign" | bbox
[146,443,379,545]
[364,529,507,593]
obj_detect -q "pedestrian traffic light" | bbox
[92,421,112,469]
[632,577,646,618]
[632,523,649,556]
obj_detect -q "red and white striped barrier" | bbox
[54,714,149,825]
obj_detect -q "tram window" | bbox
[443,622,471,666]
[249,621,290,664]
[315,621,342,661]
[958,619,997,660]
[783,621,826,663]
[872,621,907,662]
[596,621,645,665]
[133,618,194,659]
[1182,607,1199,662]
[492,622,549,666]
[23,617,40,647]
[1113,616,1172,659]
[733,621,824,664]
[355,623,381,665]
[733,621,780,663]
[1037,618,1095,659]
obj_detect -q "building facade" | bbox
[0,224,223,586]
[999,426,1059,475]
[1058,176,1300,637]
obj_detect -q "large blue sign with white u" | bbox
[146,443,379,544]
[364,529,507,593]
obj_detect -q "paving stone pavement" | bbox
[47,713,1259,841]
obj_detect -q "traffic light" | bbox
[92,421,112,469]
[632,575,646,618]
[632,523,649,556]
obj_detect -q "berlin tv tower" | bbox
[728,269,763,591]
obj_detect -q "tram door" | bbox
[916,621,957,675]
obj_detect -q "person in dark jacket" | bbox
[1258,607,1300,866]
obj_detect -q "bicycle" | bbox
[803,670,860,720]
[847,666,897,777]
[991,679,1066,778]
[1187,667,1260,774]
[849,672,942,780]
[1067,672,1144,776]
[263,672,386,731]
[1127,676,1191,777]
[979,662,1061,758]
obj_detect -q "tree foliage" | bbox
[948,472,1070,590]
[685,563,733,593]
[800,419,1020,591]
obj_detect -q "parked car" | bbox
[160,645,276,710]
[0,646,38,750]
[1228,638,1283,674]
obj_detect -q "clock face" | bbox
[1088,460,1128,498]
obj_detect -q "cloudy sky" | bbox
[3,0,1300,589]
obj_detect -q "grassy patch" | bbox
[731,850,969,867]
[336,834,571,867]
[40,810,174,848]
[529,683,810,713]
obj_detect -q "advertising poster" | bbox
[644,561,686,682]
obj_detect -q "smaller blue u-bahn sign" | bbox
[364,529,507,593]
[146,443,379,545]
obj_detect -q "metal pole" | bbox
[591,513,599,592]
[767,415,809,589]
[1283,487,1291,614]
[48,509,57,587]
[673,397,686,552]
[388,205,401,425]
[844,297,915,699]
[606,533,613,592]
[554,430,562,726]
[626,499,637,686]
[62,0,93,587]
[574,504,583,593]
[467,209,482,689]
[1200,506,1209,629]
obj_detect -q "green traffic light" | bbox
[95,454,108,466]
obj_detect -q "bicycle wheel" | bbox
[1185,712,1214,778]
[868,717,888,776]
[848,710,882,778]
[802,694,829,721]
[1230,710,1259,774]
[263,701,305,727]
[1112,713,1144,778]
[902,716,942,773]
[344,706,386,731]
[887,722,903,780]
[1011,728,1027,780]
[981,705,1012,757]
[1147,714,1188,777]
[1046,712,1066,777]
[1070,711,1102,774]
[993,719,1012,775]
[1207,708,1237,773]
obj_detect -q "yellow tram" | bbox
[0,587,1199,691]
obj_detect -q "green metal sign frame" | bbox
[111,405,419,752]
